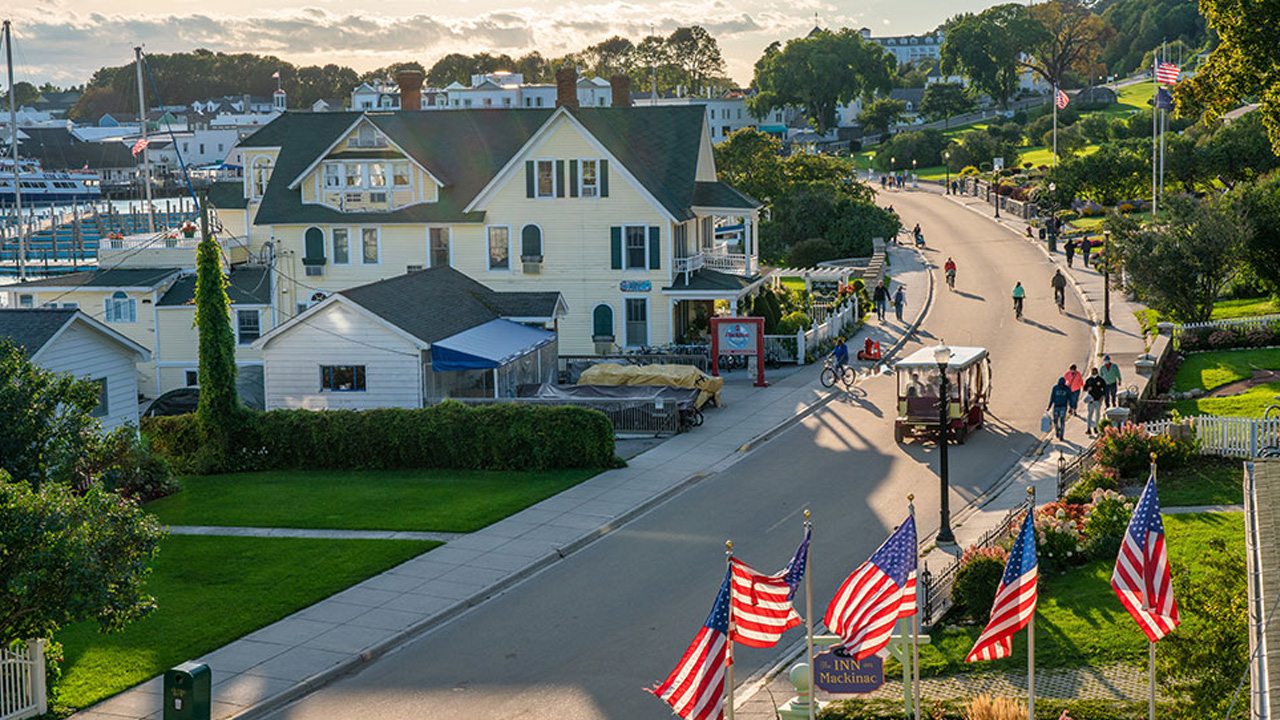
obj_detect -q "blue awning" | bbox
[431,318,556,372]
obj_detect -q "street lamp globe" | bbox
[933,342,951,367]
[1049,182,1056,193]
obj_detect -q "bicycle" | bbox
[1264,396,1280,419]
[1013,296,1024,320]
[1054,287,1065,314]
[820,355,856,389]
[945,269,956,291]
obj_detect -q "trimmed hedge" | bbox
[143,401,616,474]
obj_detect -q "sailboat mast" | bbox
[5,20,25,280]
[134,46,154,233]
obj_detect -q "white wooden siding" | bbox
[38,323,141,430]
[261,303,422,410]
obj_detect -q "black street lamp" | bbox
[1046,182,1058,253]
[944,151,951,194]
[1102,230,1113,327]
[934,342,955,544]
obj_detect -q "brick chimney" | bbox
[610,74,632,107]
[395,69,425,111]
[556,67,579,108]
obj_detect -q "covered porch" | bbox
[665,269,771,345]
[673,181,763,282]
[425,319,559,400]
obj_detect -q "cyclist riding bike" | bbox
[944,258,957,289]
[821,336,856,388]
[831,336,849,374]
[1051,269,1067,313]
[1012,281,1026,320]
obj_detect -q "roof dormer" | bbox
[289,116,444,213]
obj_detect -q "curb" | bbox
[232,250,938,720]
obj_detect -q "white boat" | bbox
[0,157,102,205]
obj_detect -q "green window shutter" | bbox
[569,160,579,198]
[592,304,613,337]
[303,227,326,265]
[525,160,535,198]
[600,159,609,197]
[555,160,565,198]
[610,226,622,269]
[648,226,661,269]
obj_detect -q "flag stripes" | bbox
[1155,61,1181,85]
[1055,88,1070,110]
[647,570,732,720]
[966,511,1039,663]
[1111,472,1180,642]
[729,559,802,647]
[824,515,916,661]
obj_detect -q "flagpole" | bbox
[1052,84,1058,166]
[909,495,921,720]
[1148,453,1158,720]
[1159,43,1167,198]
[1152,54,1159,215]
[1027,485,1036,720]
[725,539,736,720]
[803,511,816,720]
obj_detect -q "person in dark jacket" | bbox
[1065,238,1075,268]
[872,282,889,321]
[1047,377,1072,440]
[1082,367,1107,436]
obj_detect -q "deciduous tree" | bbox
[858,98,908,137]
[1229,171,1280,295]
[940,5,1043,108]
[750,29,894,135]
[1021,0,1114,90]
[1107,196,1249,322]
[0,474,163,646]
[920,83,976,125]
[665,26,725,95]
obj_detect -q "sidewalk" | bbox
[74,247,933,720]
[734,189,1158,719]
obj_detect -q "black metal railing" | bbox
[918,493,1034,627]
[1056,438,1101,499]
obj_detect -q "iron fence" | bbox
[1057,438,1101,499]
[918,494,1034,627]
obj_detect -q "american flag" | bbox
[272,70,281,79]
[823,515,917,660]
[1055,88,1070,110]
[130,138,149,157]
[1111,471,1180,641]
[966,511,1038,662]
[647,570,731,720]
[728,529,809,648]
[1155,61,1181,85]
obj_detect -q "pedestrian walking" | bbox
[1064,363,1084,416]
[1081,238,1092,267]
[1099,354,1122,407]
[872,281,889,321]
[950,180,957,194]
[881,174,887,189]
[893,285,906,322]
[1083,368,1106,436]
[1065,238,1075,268]
[1047,377,1072,441]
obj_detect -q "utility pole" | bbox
[135,46,155,233]
[5,20,26,280]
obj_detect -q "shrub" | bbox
[1053,209,1079,223]
[952,550,1007,622]
[960,165,979,176]
[1062,466,1119,504]
[1083,488,1134,546]
[1034,503,1088,573]
[1208,329,1241,348]
[1156,353,1183,394]
[1095,423,1195,478]
[787,237,840,267]
[781,311,812,331]
[85,425,179,503]
[143,402,617,474]
[1118,202,1137,213]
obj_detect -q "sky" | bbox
[6,0,1004,88]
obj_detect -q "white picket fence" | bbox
[0,640,46,720]
[802,298,859,361]
[1146,415,1280,458]
[1170,314,1280,346]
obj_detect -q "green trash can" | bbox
[163,662,211,720]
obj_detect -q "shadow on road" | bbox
[1019,317,1068,336]
[952,289,985,301]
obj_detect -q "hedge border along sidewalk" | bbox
[143,401,617,474]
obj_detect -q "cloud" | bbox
[7,2,865,85]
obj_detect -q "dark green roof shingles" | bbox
[0,309,77,358]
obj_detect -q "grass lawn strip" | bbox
[55,535,437,711]
[912,512,1241,677]
[1155,456,1245,507]
[1173,347,1280,392]
[1172,381,1280,418]
[1211,297,1280,319]
[146,468,599,533]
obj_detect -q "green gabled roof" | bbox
[663,268,762,292]
[13,266,184,290]
[243,106,756,228]
[158,266,271,307]
[572,105,709,221]
[207,181,247,210]
[692,181,763,210]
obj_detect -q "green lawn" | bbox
[915,512,1241,676]
[781,277,806,291]
[55,535,436,711]
[1173,381,1280,418]
[1135,308,1162,338]
[1211,296,1280,319]
[146,468,599,532]
[1070,216,1108,230]
[1173,348,1280,392]
[1156,456,1245,506]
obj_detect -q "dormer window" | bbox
[369,163,386,188]
[349,124,386,149]
[324,164,341,188]
[252,157,272,199]
[392,164,410,187]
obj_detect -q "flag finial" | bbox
[725,539,733,552]
[804,509,811,521]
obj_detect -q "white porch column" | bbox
[748,212,759,275]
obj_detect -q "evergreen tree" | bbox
[194,195,239,430]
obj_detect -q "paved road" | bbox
[265,189,1092,720]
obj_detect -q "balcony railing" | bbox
[673,251,756,277]
[673,254,704,275]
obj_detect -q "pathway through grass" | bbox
[1173,348,1280,393]
[55,535,436,711]
[147,468,600,532]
